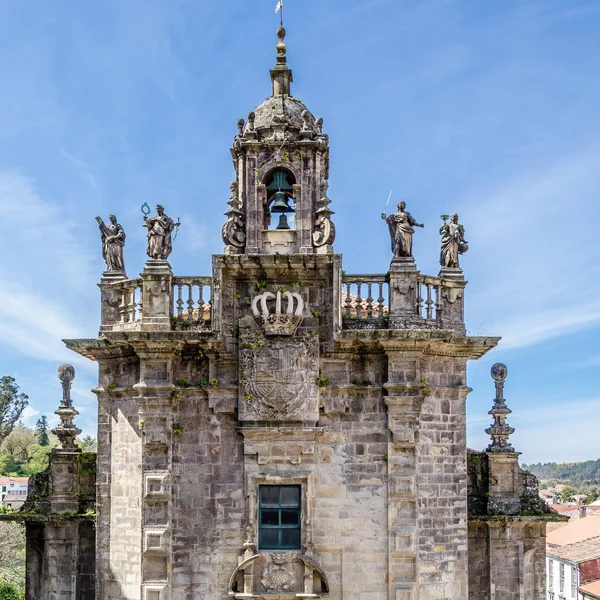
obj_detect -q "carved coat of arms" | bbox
[261,553,296,592]
[239,330,318,420]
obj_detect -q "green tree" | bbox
[560,486,576,504]
[0,580,24,600]
[0,522,25,592]
[79,435,97,452]
[35,416,49,446]
[0,378,28,446]
[0,427,56,477]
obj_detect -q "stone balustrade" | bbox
[99,266,464,334]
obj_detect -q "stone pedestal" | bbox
[486,452,522,515]
[438,268,466,334]
[99,271,126,332]
[388,258,420,328]
[141,260,173,331]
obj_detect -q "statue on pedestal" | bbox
[439,213,468,268]
[382,201,424,258]
[96,214,126,274]
[143,204,180,260]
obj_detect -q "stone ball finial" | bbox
[490,363,507,382]
[277,26,286,40]
[58,364,76,384]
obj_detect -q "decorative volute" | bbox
[223,27,335,256]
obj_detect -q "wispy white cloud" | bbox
[464,146,600,350]
[0,171,98,368]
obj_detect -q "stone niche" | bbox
[228,551,329,599]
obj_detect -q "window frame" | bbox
[258,485,302,550]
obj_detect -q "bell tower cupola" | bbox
[222,26,335,255]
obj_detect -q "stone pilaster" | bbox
[99,271,126,332]
[384,350,424,600]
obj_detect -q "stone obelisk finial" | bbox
[271,26,293,97]
[485,363,516,453]
[52,364,82,452]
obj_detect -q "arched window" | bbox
[265,169,296,230]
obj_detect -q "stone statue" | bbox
[144,204,180,260]
[382,201,424,258]
[96,214,126,274]
[439,213,468,268]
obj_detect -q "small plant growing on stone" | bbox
[173,425,183,436]
[267,410,276,419]
[320,332,328,341]
[282,151,290,161]
[176,379,191,388]
[245,297,252,305]
[316,377,330,388]
[171,390,181,401]
[291,281,300,287]
[210,378,219,388]
[235,293,241,300]
[107,382,118,390]
[312,310,322,318]
[382,453,388,462]
[199,379,209,387]
[256,280,267,289]
[139,419,145,429]
[246,393,255,400]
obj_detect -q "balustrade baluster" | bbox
[344,283,352,317]
[355,283,362,320]
[198,284,205,322]
[366,283,373,318]
[435,285,442,321]
[176,285,184,318]
[426,283,434,320]
[119,286,128,324]
[377,282,385,319]
[187,284,195,320]
[136,283,143,320]
[416,281,423,317]
[127,286,137,323]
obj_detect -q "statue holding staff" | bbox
[381,201,424,258]
[143,204,180,260]
[439,213,468,268]
[96,214,126,273]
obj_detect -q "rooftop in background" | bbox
[549,535,600,563]
[548,513,600,548]
[0,476,29,484]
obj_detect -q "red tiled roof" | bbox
[580,579,600,599]
[548,514,600,548]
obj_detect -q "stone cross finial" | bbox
[53,364,82,452]
[485,363,516,453]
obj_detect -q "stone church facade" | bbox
[9,26,563,600]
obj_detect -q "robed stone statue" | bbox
[144,204,179,260]
[382,201,424,258]
[439,213,468,268]
[96,214,126,274]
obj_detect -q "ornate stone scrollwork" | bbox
[251,290,304,336]
[312,196,336,248]
[222,182,246,250]
[261,553,296,592]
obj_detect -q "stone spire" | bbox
[52,364,82,452]
[485,363,516,453]
[270,27,293,96]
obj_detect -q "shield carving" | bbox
[239,331,318,420]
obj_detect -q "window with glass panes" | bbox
[259,485,301,549]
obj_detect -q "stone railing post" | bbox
[438,267,466,334]
[141,260,173,331]
[388,257,419,328]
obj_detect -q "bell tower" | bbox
[222,27,335,255]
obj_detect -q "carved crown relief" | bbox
[251,290,304,336]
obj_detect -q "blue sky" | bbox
[0,0,598,463]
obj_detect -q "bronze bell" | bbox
[270,190,295,230]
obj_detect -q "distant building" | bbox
[547,514,600,599]
[0,476,29,508]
